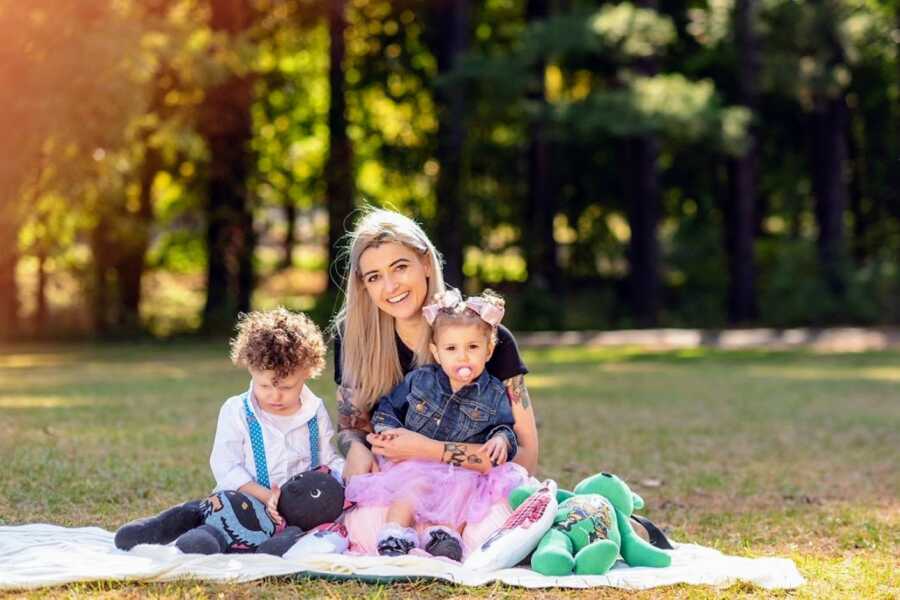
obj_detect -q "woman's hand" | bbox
[342,443,379,482]
[265,484,284,527]
[367,428,437,462]
[480,434,509,466]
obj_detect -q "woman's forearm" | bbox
[336,384,373,457]
[337,429,369,456]
[512,438,538,474]
[438,440,492,474]
[506,374,539,475]
[369,430,493,473]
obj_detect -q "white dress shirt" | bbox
[209,383,345,492]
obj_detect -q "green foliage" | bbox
[560,74,751,154]
[756,238,899,326]
[2,0,898,334]
[665,200,729,327]
[251,14,329,213]
[590,3,677,60]
[0,1,144,240]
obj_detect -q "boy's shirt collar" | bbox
[246,381,319,425]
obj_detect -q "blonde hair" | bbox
[331,208,445,409]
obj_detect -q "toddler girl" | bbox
[345,289,527,561]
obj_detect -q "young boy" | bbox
[215,307,344,517]
[115,308,344,553]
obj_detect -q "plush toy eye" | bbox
[310,488,322,498]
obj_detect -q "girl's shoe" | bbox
[376,523,417,556]
[422,526,463,561]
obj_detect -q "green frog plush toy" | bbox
[510,472,672,576]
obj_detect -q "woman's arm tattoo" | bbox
[505,374,531,410]
[336,385,372,455]
[441,443,484,467]
[337,430,368,456]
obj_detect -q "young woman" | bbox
[331,208,538,553]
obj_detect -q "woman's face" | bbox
[358,242,431,322]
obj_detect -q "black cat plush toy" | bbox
[115,468,349,556]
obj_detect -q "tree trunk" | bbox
[281,201,297,270]
[35,249,47,333]
[810,96,850,298]
[624,136,661,327]
[725,153,758,323]
[524,0,560,294]
[846,109,868,265]
[430,0,469,289]
[809,0,850,299]
[115,146,158,332]
[325,0,354,289]
[724,0,759,323]
[623,0,661,327]
[200,0,255,331]
[0,248,17,338]
[90,218,112,335]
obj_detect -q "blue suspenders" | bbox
[242,388,320,489]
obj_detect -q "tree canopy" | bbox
[1,0,898,337]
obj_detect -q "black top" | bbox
[333,324,528,386]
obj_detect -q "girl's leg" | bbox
[385,500,414,528]
[344,504,437,554]
[460,499,514,555]
[343,504,389,553]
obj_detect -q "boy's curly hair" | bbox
[229,308,326,382]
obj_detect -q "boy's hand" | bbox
[266,484,284,526]
[480,435,509,466]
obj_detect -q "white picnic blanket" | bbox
[0,524,805,591]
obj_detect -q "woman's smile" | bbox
[387,291,410,304]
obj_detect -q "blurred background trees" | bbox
[1,0,897,338]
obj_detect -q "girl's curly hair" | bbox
[229,308,326,382]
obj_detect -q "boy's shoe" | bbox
[422,527,463,562]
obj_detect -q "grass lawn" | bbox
[1,342,898,599]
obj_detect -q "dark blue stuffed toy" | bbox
[115,468,348,556]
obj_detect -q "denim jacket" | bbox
[373,364,518,459]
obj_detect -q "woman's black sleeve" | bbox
[486,325,529,382]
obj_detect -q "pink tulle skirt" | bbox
[345,459,527,529]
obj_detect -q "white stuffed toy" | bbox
[464,479,558,571]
